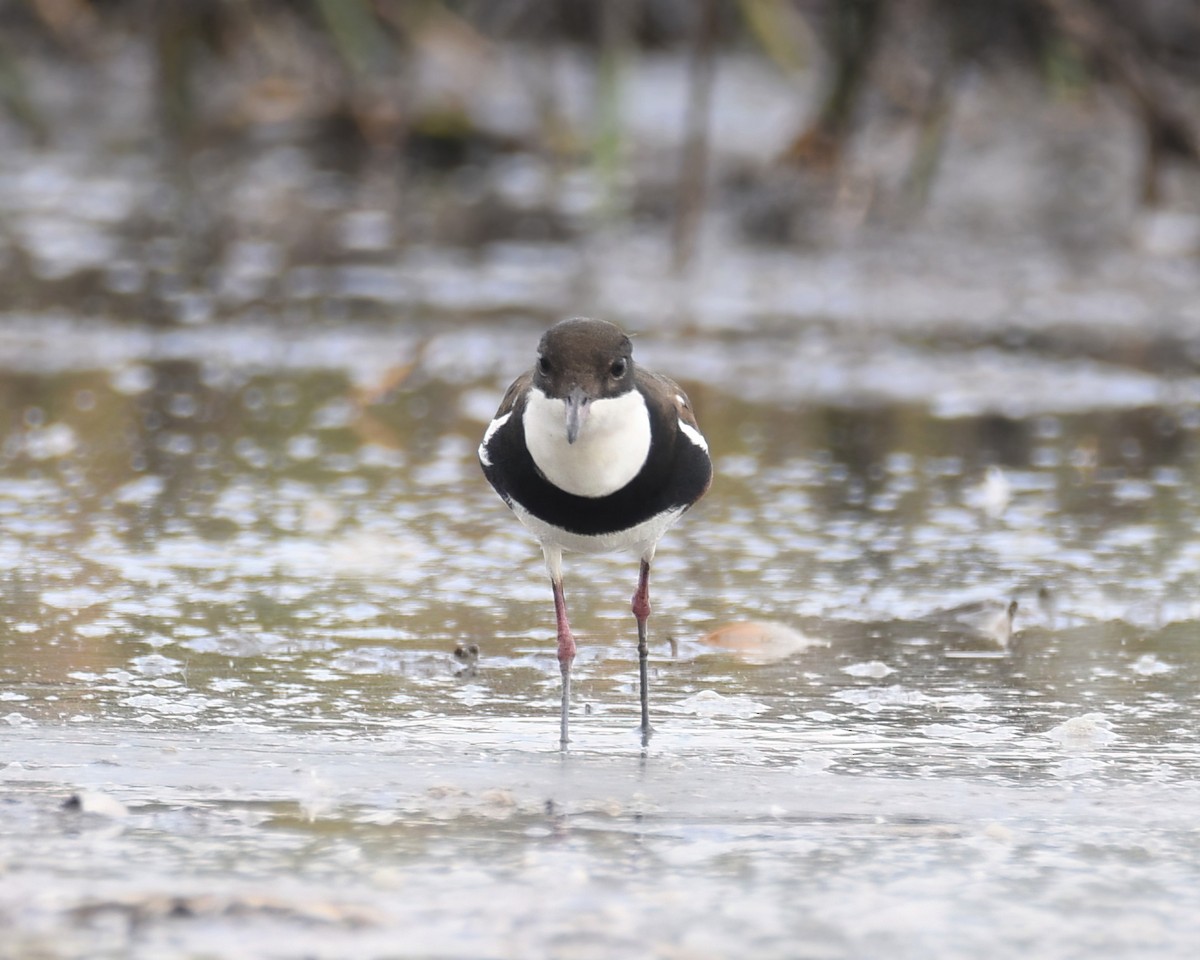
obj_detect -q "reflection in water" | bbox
[3,331,1200,728]
[0,329,1196,750]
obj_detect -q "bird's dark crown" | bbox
[533,318,635,400]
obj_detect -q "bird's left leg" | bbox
[631,556,653,745]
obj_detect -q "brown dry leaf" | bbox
[350,359,420,409]
[698,620,827,663]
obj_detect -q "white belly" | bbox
[512,501,685,561]
[523,387,651,498]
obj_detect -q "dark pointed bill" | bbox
[564,386,591,445]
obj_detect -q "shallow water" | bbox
[3,316,1200,958]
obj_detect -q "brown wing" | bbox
[640,369,703,433]
[494,370,533,419]
[637,368,712,507]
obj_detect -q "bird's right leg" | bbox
[545,546,575,750]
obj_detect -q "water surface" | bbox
[3,317,1200,958]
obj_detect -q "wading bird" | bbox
[479,318,712,747]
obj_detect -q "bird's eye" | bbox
[537,356,550,375]
[610,358,627,378]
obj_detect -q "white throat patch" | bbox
[523,386,651,498]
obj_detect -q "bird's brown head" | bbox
[533,318,636,443]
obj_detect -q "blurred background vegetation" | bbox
[1,0,1198,324]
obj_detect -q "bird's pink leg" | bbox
[551,576,576,749]
[632,559,653,745]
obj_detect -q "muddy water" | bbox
[2,318,1200,958]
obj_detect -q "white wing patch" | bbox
[478,411,512,467]
[678,419,708,454]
